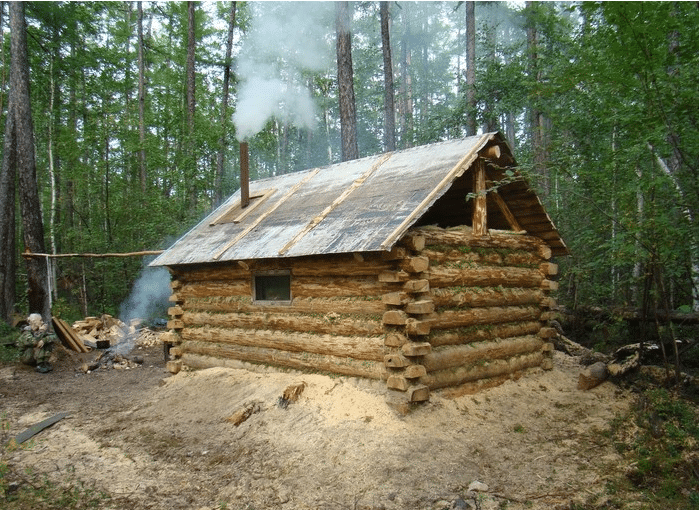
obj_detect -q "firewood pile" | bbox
[71,314,162,349]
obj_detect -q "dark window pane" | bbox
[255,275,290,301]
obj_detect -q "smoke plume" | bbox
[233,2,334,140]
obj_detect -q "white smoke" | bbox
[119,260,171,329]
[112,260,170,356]
[233,2,334,140]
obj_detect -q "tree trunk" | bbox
[465,1,477,136]
[6,3,49,321]
[186,1,197,212]
[380,2,395,152]
[399,8,413,147]
[137,1,147,193]
[526,1,549,197]
[0,100,16,324]
[215,2,236,206]
[335,1,359,161]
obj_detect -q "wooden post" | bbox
[472,159,487,236]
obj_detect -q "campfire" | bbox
[52,314,163,373]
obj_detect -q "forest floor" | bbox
[0,336,673,510]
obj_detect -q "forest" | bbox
[0,1,697,350]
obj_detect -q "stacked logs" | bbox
[381,234,432,403]
[162,225,559,401]
[405,226,558,394]
[164,253,391,379]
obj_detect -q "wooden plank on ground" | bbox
[52,317,88,353]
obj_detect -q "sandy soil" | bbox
[0,339,633,510]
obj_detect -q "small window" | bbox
[253,272,291,303]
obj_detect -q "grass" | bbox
[1,449,112,509]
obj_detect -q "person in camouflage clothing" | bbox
[17,313,56,373]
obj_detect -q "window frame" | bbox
[252,270,292,305]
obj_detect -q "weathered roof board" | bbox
[150,133,567,267]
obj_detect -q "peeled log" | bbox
[175,253,391,281]
[420,352,544,389]
[423,335,544,372]
[424,306,541,330]
[181,341,386,380]
[428,321,542,347]
[399,256,429,273]
[411,226,550,256]
[431,287,545,309]
[181,326,384,361]
[178,280,250,299]
[292,276,387,298]
[182,295,385,316]
[182,310,383,337]
[427,266,544,289]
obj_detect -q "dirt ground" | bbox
[0,337,634,510]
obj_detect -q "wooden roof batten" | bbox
[150,132,568,269]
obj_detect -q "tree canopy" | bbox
[1,1,697,321]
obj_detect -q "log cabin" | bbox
[150,132,568,403]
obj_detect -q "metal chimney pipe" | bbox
[240,141,250,208]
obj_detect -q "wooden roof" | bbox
[151,132,568,267]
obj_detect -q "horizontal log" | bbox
[385,331,408,347]
[174,253,392,282]
[387,375,409,391]
[181,341,386,380]
[424,306,542,330]
[167,319,184,329]
[384,353,410,368]
[404,279,430,293]
[404,365,427,379]
[383,310,408,325]
[378,270,411,283]
[168,306,184,317]
[541,280,559,291]
[399,233,425,252]
[412,226,550,254]
[406,318,430,336]
[177,280,250,299]
[402,341,432,357]
[428,321,542,347]
[382,292,410,306]
[182,310,383,337]
[427,265,544,289]
[405,299,435,315]
[399,256,429,273]
[420,352,544,389]
[422,248,506,267]
[182,295,386,316]
[292,276,388,298]
[381,246,408,261]
[408,385,430,402]
[181,326,384,361]
[431,287,545,309]
[423,335,544,372]
[540,262,558,276]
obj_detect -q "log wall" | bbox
[165,225,558,403]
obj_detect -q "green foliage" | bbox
[0,322,19,363]
[1,1,697,322]
[606,388,699,509]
